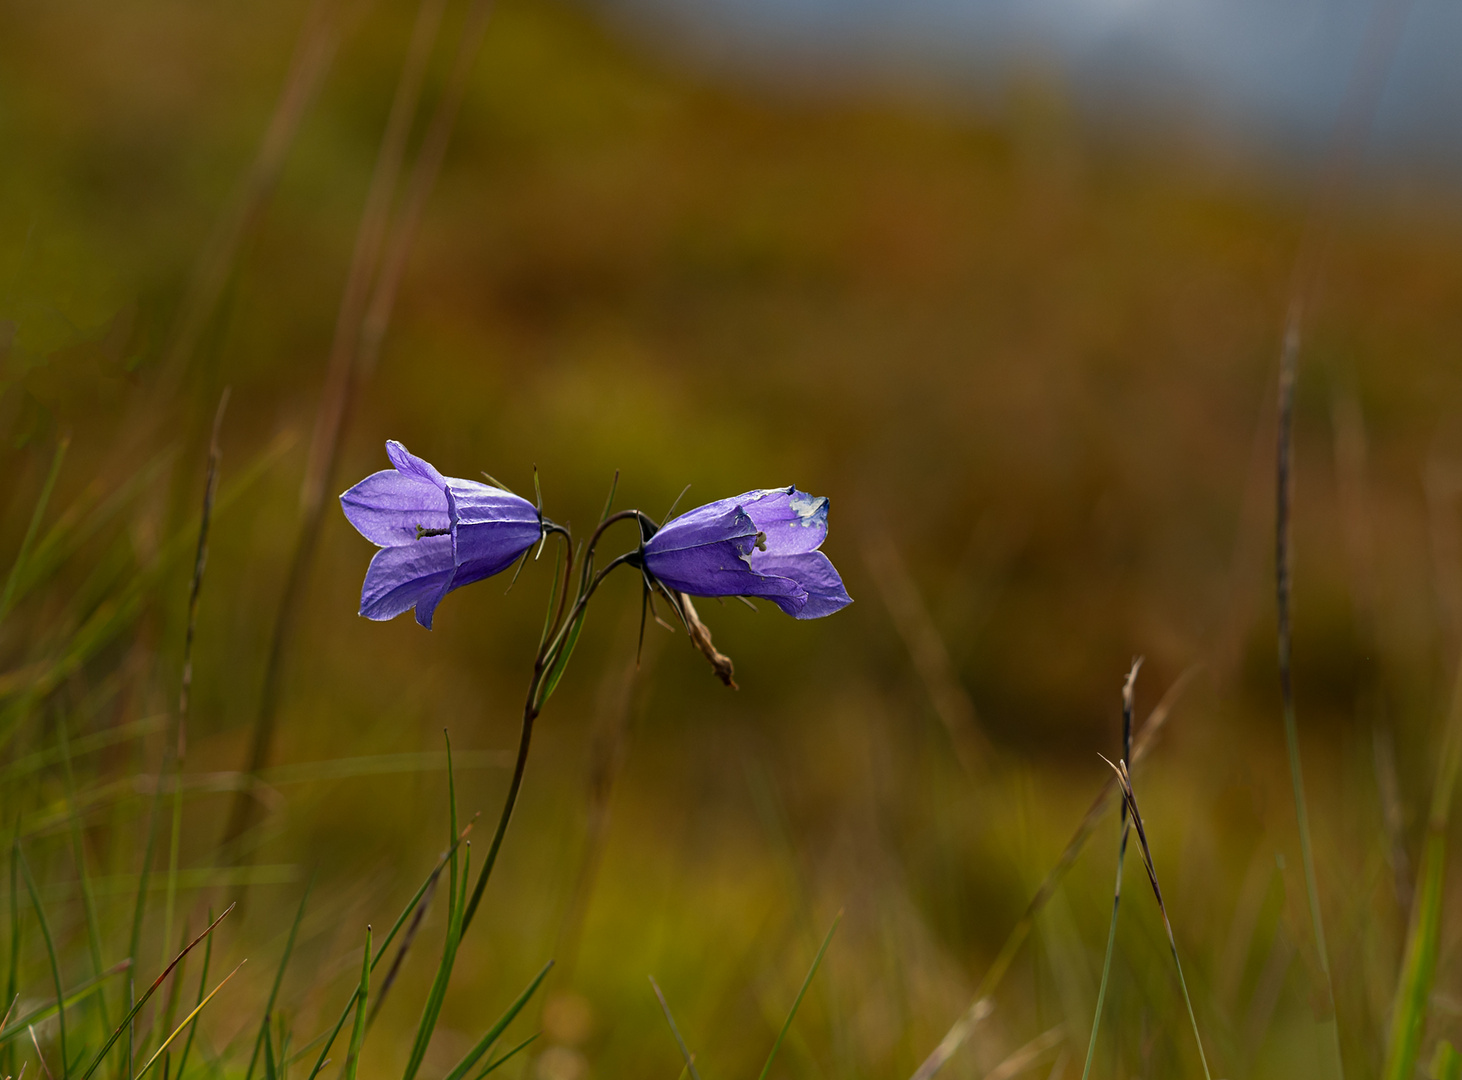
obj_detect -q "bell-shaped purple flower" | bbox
[340,441,543,629]
[641,486,852,619]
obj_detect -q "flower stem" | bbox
[459,513,644,936]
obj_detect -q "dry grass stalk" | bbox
[985,1025,1064,1080]
[862,528,990,775]
[1099,755,1212,1080]
[358,0,499,376]
[909,665,1198,1080]
[224,0,465,849]
[1080,658,1141,1080]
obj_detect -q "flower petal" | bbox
[644,503,759,555]
[445,479,543,569]
[386,440,447,489]
[750,551,852,619]
[739,487,828,555]
[340,469,450,547]
[645,538,810,616]
[359,539,454,625]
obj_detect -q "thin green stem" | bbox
[1081,822,1128,1080]
[1277,341,1344,1079]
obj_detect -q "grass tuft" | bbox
[1100,756,1212,1080]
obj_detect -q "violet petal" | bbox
[340,469,450,547]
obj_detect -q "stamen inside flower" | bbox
[754,531,767,552]
[415,525,450,539]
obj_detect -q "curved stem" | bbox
[541,524,574,648]
[459,530,643,936]
[460,690,538,934]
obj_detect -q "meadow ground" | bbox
[4,1,1462,1077]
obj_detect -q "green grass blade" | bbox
[82,904,234,1079]
[128,780,166,992]
[1384,650,1462,1080]
[401,751,468,1080]
[343,925,371,1080]
[174,909,213,1080]
[17,845,66,1076]
[1384,829,1445,1080]
[6,452,167,618]
[756,910,840,1080]
[0,435,68,624]
[302,844,461,1080]
[56,713,110,1035]
[136,960,245,1079]
[760,911,842,1080]
[1081,822,1129,1080]
[0,961,130,1045]
[244,882,312,1080]
[649,976,701,1080]
[6,823,20,1051]
[473,1032,538,1078]
[441,961,552,1080]
[1431,1040,1462,1080]
[160,772,184,972]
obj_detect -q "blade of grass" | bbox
[0,435,68,625]
[401,738,470,1080]
[163,395,226,971]
[244,882,311,1080]
[472,1032,538,1078]
[29,1024,53,1080]
[987,1025,1065,1080]
[135,960,245,1079]
[0,434,292,760]
[0,962,130,1046]
[1101,756,1212,1080]
[55,712,109,1035]
[16,847,65,1076]
[151,925,190,1072]
[1081,659,1142,1080]
[756,910,840,1080]
[173,909,212,1080]
[441,960,552,1080]
[342,926,371,1080]
[3,453,167,627]
[223,0,451,851]
[1267,0,1416,1073]
[355,0,498,377]
[1382,654,1462,1079]
[1276,336,1344,1080]
[1,716,163,787]
[367,816,474,1030]
[648,977,701,1080]
[1431,1041,1462,1080]
[82,904,234,1078]
[302,840,464,1080]
[910,666,1198,1080]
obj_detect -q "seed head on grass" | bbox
[1098,754,1212,1080]
[1081,657,1143,1080]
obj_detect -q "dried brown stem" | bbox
[223,0,456,851]
[678,593,736,689]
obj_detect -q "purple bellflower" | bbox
[640,486,851,619]
[340,441,544,629]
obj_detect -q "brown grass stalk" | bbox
[222,0,458,850]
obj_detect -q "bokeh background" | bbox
[5,0,1462,1076]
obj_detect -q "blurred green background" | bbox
[5,0,1462,1076]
